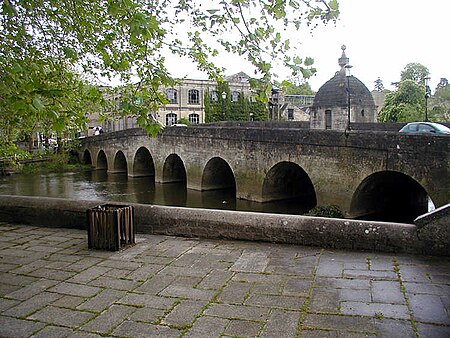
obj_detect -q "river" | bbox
[0,169,311,215]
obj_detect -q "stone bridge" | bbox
[79,123,449,223]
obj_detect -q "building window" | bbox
[210,90,218,103]
[166,88,177,104]
[231,91,240,102]
[166,113,177,126]
[188,89,200,104]
[287,108,294,120]
[361,109,365,117]
[189,113,200,124]
[325,110,332,129]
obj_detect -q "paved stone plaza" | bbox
[0,222,449,337]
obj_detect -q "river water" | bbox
[0,170,310,215]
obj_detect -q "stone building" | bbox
[310,46,377,130]
[269,88,314,121]
[97,72,253,133]
[371,90,385,115]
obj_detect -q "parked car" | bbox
[399,122,450,135]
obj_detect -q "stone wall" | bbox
[0,195,448,255]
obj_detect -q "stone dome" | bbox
[310,45,377,130]
[312,70,376,110]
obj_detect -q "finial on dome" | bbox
[338,45,349,69]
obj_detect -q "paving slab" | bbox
[0,223,449,338]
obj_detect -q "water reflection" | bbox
[162,182,187,206]
[0,169,310,215]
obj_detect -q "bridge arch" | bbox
[82,149,92,165]
[201,157,236,191]
[132,147,155,177]
[96,150,108,170]
[163,154,187,184]
[112,151,128,174]
[350,170,428,223]
[262,161,317,210]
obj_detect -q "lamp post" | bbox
[344,64,353,133]
[424,77,431,122]
[221,91,226,121]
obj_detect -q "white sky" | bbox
[165,0,449,92]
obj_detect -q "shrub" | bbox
[306,205,344,218]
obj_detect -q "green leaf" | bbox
[328,0,339,11]
[32,97,45,111]
[304,57,314,66]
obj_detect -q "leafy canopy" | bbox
[400,63,430,84]
[1,0,339,139]
[379,63,449,123]
[430,78,450,122]
[378,80,425,122]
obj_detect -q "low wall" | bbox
[3,195,445,255]
[415,204,450,256]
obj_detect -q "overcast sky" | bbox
[166,0,449,92]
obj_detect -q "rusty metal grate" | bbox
[87,204,135,251]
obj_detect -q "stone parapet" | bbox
[3,195,446,255]
[415,203,450,256]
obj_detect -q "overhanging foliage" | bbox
[0,0,339,143]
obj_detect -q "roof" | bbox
[312,70,376,109]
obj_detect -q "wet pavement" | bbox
[0,222,449,337]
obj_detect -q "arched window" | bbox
[166,88,177,104]
[166,113,177,126]
[188,89,200,104]
[189,113,200,124]
[210,90,219,103]
[231,91,240,102]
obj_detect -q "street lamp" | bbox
[344,64,353,134]
[221,91,227,121]
[424,77,431,122]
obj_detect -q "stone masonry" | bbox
[80,125,450,216]
[0,223,449,337]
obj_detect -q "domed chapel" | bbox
[310,45,377,130]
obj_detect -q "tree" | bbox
[378,80,424,122]
[374,78,384,92]
[435,78,450,99]
[0,55,102,149]
[400,63,430,85]
[279,79,315,95]
[0,0,339,140]
[430,78,450,122]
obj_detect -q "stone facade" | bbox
[96,72,254,133]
